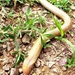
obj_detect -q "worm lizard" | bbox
[22,0,72,75]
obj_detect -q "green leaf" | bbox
[12,51,19,55]
[14,54,21,67]
[41,37,45,47]
[2,24,13,32]
[44,34,54,37]
[43,28,47,33]
[0,33,2,37]
[8,11,14,18]
[5,0,11,4]
[44,43,51,49]
[4,33,9,38]
[25,14,29,25]
[0,38,8,43]
[15,41,19,51]
[15,30,21,39]
[26,6,32,15]
[7,34,15,39]
[13,50,28,67]
[53,16,64,37]
[38,12,46,24]
[50,0,71,12]
[20,54,24,62]
[13,24,20,34]
[21,51,28,56]
[67,58,71,64]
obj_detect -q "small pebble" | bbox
[3,45,7,48]
[35,59,41,68]
[70,6,75,10]
[19,68,23,73]
[58,58,67,67]
[62,66,66,71]
[3,65,10,71]
[10,68,19,75]
[22,34,30,44]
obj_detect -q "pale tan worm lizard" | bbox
[22,0,72,75]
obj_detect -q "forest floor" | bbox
[0,0,75,75]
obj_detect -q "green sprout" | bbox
[53,16,64,37]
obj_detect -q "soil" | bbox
[0,1,75,75]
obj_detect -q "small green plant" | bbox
[41,34,54,49]
[24,7,38,37]
[0,20,27,67]
[39,26,54,49]
[13,50,28,67]
[38,12,46,24]
[48,0,72,12]
[2,0,10,4]
[0,6,46,46]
